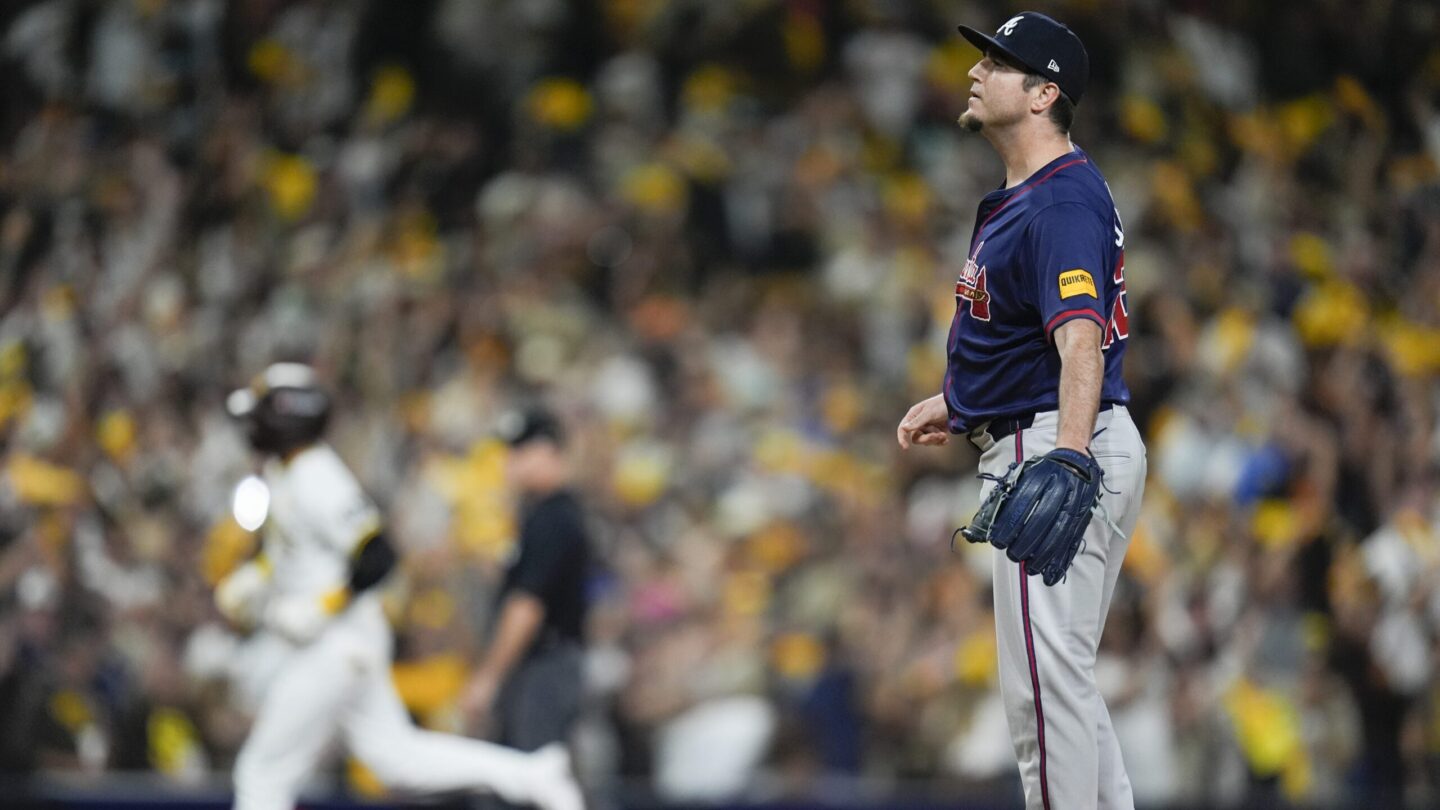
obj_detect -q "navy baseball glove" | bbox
[960,448,1104,586]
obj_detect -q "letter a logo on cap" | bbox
[999,15,1023,36]
[1048,59,1060,72]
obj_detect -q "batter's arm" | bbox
[262,530,398,643]
[312,529,399,614]
[215,554,272,627]
[1053,318,1103,452]
[346,530,398,593]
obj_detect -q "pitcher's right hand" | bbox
[898,394,951,449]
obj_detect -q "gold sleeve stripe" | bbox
[348,520,383,559]
[320,587,349,615]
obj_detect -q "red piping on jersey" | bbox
[1016,428,1053,810]
[1044,307,1105,337]
[970,158,1089,254]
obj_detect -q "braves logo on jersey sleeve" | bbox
[955,241,992,321]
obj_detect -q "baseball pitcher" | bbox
[897,13,1146,810]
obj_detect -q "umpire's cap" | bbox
[497,406,566,449]
[958,12,1089,104]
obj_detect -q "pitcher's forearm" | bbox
[1054,320,1103,452]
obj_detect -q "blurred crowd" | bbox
[2,0,1440,807]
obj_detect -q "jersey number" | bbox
[1103,252,1129,349]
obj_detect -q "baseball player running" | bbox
[216,363,583,810]
[897,13,1145,810]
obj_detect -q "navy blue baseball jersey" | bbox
[943,146,1130,434]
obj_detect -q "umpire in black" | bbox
[462,408,590,783]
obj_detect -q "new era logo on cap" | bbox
[958,11,1089,104]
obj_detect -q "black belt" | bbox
[979,403,1116,444]
[982,413,1035,443]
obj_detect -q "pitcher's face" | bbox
[958,50,1036,132]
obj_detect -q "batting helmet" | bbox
[226,363,331,456]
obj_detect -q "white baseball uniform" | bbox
[969,406,1146,809]
[220,443,580,810]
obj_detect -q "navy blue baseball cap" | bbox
[958,12,1089,105]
